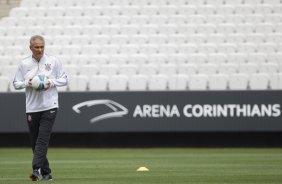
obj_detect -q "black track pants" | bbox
[26,108,57,174]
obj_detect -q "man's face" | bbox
[30,39,44,60]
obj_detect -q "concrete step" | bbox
[0,0,21,19]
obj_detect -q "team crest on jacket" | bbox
[45,64,51,71]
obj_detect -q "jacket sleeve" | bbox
[13,64,29,90]
[50,60,68,87]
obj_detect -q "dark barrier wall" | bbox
[1,91,282,133]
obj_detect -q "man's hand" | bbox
[28,79,32,87]
[45,79,51,90]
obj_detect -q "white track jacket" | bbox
[13,54,68,113]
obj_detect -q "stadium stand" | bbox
[0,0,282,91]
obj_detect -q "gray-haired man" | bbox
[13,35,68,181]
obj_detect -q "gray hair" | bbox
[30,35,45,46]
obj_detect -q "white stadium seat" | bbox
[108,54,128,65]
[197,43,217,54]
[64,65,78,76]
[99,64,118,76]
[217,63,237,75]
[89,75,109,91]
[0,27,8,37]
[229,73,249,90]
[257,43,277,54]
[108,75,128,91]
[147,54,167,65]
[227,53,246,64]
[81,25,101,36]
[178,5,197,15]
[244,15,264,24]
[249,73,269,90]
[9,7,28,17]
[196,24,216,35]
[36,0,59,8]
[119,44,139,55]
[27,7,48,18]
[2,65,18,80]
[139,44,159,55]
[178,64,197,75]
[167,54,188,65]
[72,17,93,27]
[206,34,225,44]
[237,63,258,74]
[217,43,237,54]
[209,74,228,90]
[0,17,18,27]
[197,5,215,16]
[207,53,227,65]
[255,23,274,34]
[225,33,245,44]
[186,34,206,44]
[90,35,110,46]
[258,63,278,74]
[139,6,159,16]
[62,26,82,36]
[0,76,10,92]
[68,75,88,91]
[197,63,217,76]
[70,35,90,46]
[245,33,265,44]
[254,4,273,15]
[103,6,123,17]
[60,45,81,56]
[216,23,235,34]
[178,44,197,54]
[138,64,158,76]
[158,44,178,55]
[81,45,101,56]
[158,64,177,76]
[128,74,148,91]
[45,7,65,17]
[234,5,253,15]
[149,34,167,45]
[118,64,138,76]
[64,7,83,17]
[111,35,130,45]
[0,56,12,66]
[84,7,103,17]
[235,23,255,35]
[188,53,206,65]
[269,73,282,90]
[167,34,187,45]
[216,5,234,15]
[168,74,188,91]
[266,33,282,44]
[69,55,89,65]
[178,24,196,35]
[159,5,179,16]
[188,74,208,90]
[237,43,257,54]
[128,54,147,67]
[78,64,99,78]
[247,53,267,64]
[148,74,168,91]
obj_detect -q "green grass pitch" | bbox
[0,148,282,184]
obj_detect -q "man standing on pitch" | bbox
[13,35,68,181]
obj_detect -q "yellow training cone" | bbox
[137,166,149,171]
